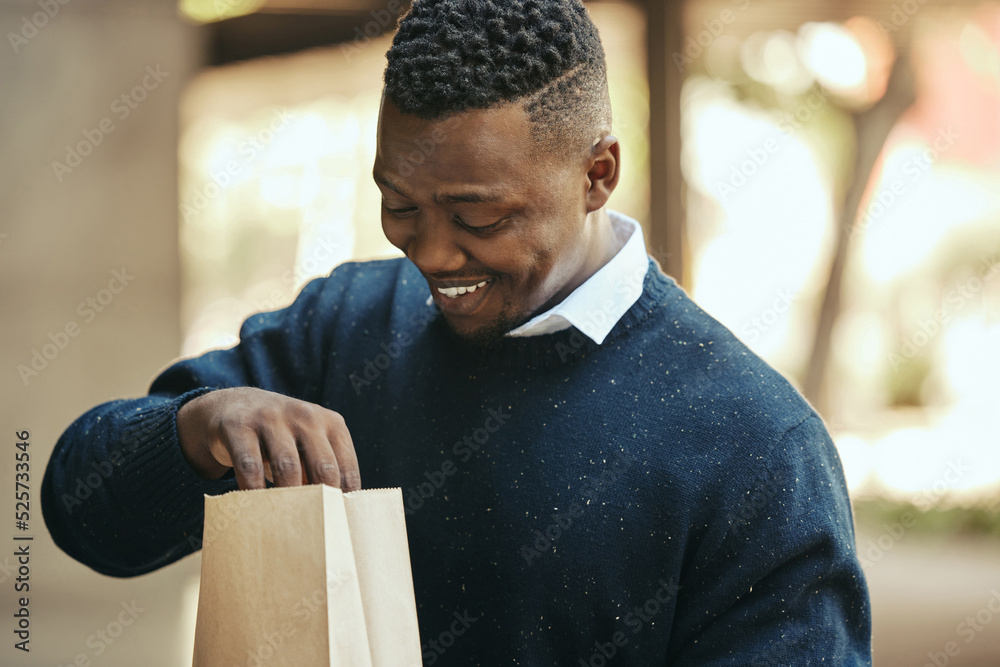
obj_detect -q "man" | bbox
[42,0,872,664]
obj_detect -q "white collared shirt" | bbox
[424,210,649,345]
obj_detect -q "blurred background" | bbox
[2,0,999,664]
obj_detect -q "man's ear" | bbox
[585,134,620,213]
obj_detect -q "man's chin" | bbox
[440,310,523,350]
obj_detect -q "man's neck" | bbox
[556,208,625,300]
[589,208,626,271]
[525,209,626,322]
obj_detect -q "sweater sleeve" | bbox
[668,415,873,666]
[41,273,340,578]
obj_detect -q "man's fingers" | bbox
[260,425,303,488]
[297,429,342,488]
[222,428,267,491]
[326,412,362,492]
[205,391,358,492]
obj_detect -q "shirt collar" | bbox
[503,210,647,344]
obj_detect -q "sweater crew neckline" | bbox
[429,257,677,370]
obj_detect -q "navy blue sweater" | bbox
[42,256,872,665]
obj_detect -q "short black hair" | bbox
[383,0,612,158]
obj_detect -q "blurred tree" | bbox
[804,54,916,413]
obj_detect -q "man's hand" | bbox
[176,387,361,492]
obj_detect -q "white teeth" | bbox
[437,280,489,298]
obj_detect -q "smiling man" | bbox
[373,12,622,346]
[374,98,623,346]
[372,0,639,352]
[42,0,872,664]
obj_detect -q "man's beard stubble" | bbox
[438,289,528,351]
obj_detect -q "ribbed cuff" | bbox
[117,388,238,529]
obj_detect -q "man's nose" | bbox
[405,213,466,275]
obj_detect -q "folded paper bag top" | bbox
[192,485,422,667]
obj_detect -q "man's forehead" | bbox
[372,169,513,206]
[374,104,538,186]
[377,99,532,148]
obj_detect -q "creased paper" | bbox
[192,485,421,667]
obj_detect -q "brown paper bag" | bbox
[192,485,422,667]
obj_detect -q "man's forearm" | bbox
[41,388,236,577]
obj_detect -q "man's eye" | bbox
[454,215,507,234]
[382,202,417,216]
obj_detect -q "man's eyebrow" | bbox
[433,191,506,205]
[374,171,506,205]
[373,172,405,196]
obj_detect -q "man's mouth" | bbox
[430,277,496,316]
[436,279,490,298]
